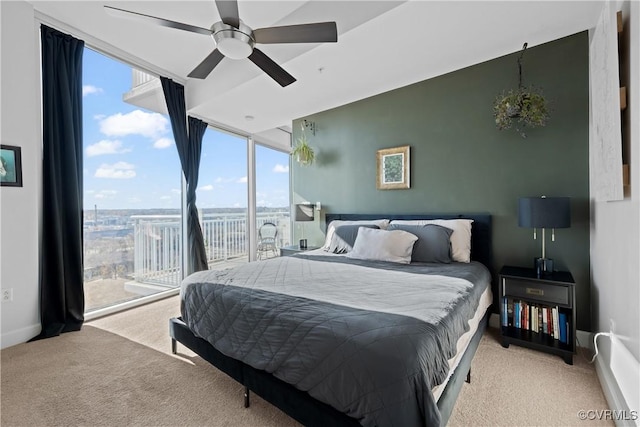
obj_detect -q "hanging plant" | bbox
[494,43,550,138]
[291,124,315,166]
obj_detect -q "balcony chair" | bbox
[257,222,279,260]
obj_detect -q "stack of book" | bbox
[501,298,570,344]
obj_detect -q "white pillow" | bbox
[346,228,418,264]
[323,219,390,250]
[389,219,473,263]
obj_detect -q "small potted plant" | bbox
[291,124,315,166]
[494,43,550,138]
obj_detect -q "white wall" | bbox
[0,0,42,347]
[590,0,640,417]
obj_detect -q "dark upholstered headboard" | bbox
[324,213,493,271]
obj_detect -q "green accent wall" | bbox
[292,32,591,331]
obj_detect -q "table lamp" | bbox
[518,196,570,276]
[295,203,314,249]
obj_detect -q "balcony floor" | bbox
[85,256,255,314]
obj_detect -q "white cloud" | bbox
[159,195,171,200]
[99,110,169,139]
[95,162,136,179]
[214,177,237,185]
[171,189,181,195]
[237,176,248,183]
[153,137,173,149]
[83,85,103,97]
[273,164,289,173]
[86,139,131,157]
[198,184,214,191]
[94,190,118,199]
[94,114,106,120]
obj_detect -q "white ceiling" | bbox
[30,1,603,135]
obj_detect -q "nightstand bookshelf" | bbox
[499,266,576,364]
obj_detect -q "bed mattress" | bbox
[180,253,491,426]
[432,285,492,401]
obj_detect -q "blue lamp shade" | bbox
[518,197,570,229]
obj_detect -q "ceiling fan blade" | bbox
[248,48,296,87]
[254,22,337,44]
[188,49,225,79]
[104,6,212,36]
[215,0,240,28]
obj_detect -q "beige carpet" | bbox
[1,296,612,426]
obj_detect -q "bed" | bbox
[170,213,493,426]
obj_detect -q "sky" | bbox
[82,48,290,211]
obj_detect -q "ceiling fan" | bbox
[105,0,338,87]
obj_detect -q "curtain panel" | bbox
[35,25,85,340]
[160,77,208,274]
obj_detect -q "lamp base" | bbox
[534,257,554,277]
[299,239,308,249]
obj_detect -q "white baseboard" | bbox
[595,348,639,426]
[0,323,41,349]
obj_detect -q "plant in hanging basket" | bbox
[291,124,315,166]
[494,42,550,138]
[494,86,549,137]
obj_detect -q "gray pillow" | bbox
[327,224,380,253]
[387,223,453,263]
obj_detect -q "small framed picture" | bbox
[376,145,410,190]
[0,145,23,187]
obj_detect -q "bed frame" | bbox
[170,213,492,426]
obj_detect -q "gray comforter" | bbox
[181,253,491,427]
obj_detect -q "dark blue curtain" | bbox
[34,25,85,340]
[160,77,208,274]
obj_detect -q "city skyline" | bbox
[82,47,290,211]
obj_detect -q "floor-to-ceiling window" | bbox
[255,143,291,259]
[82,48,181,312]
[83,49,291,314]
[197,127,249,269]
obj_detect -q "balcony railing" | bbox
[131,212,290,288]
[131,69,157,87]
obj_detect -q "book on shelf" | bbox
[559,312,568,344]
[501,297,569,342]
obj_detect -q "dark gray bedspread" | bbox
[180,253,491,427]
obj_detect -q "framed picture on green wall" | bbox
[377,145,410,190]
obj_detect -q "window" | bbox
[82,49,292,314]
[255,143,291,258]
[82,48,181,312]
[197,127,249,268]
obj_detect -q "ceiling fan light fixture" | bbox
[212,21,254,60]
[216,35,253,59]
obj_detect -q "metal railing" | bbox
[132,211,290,287]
